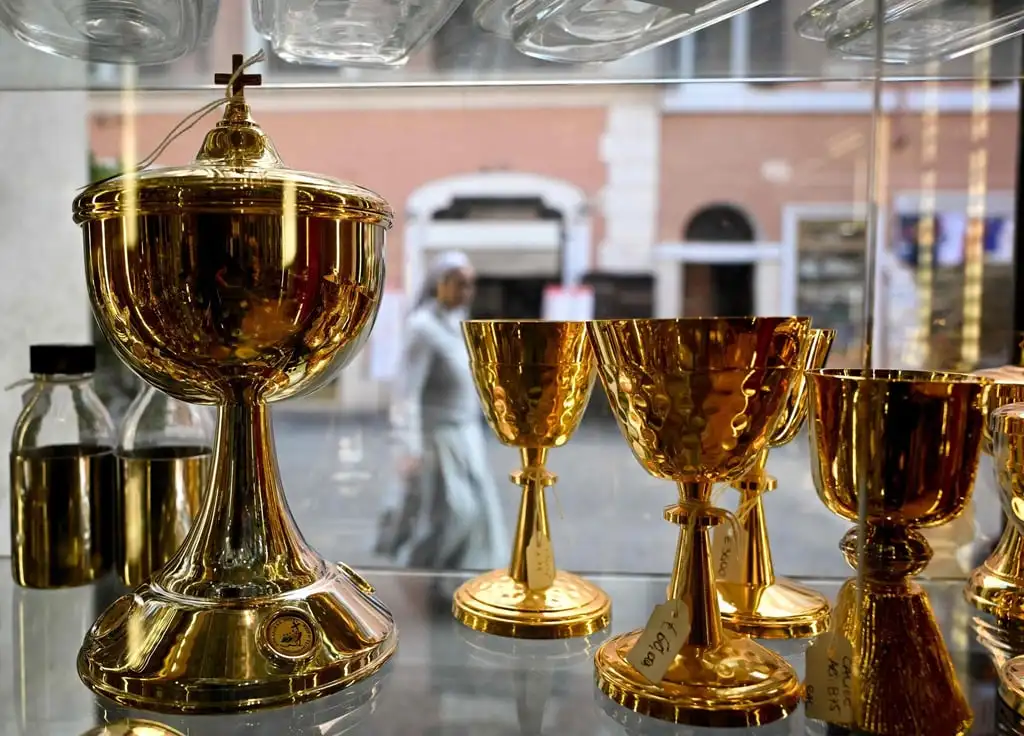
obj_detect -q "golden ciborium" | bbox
[965,375,1024,618]
[452,320,611,639]
[808,369,988,735]
[718,326,835,639]
[588,317,809,727]
[72,60,396,713]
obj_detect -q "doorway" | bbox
[682,205,756,317]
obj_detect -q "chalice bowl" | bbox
[72,72,396,713]
[965,375,1024,618]
[589,317,809,727]
[808,369,987,735]
[718,326,835,639]
[452,320,611,639]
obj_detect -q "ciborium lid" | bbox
[73,55,393,227]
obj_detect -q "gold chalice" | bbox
[808,369,987,735]
[965,378,1024,618]
[72,62,396,713]
[452,320,611,639]
[589,317,809,727]
[718,326,835,639]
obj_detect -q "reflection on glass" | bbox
[818,0,1024,63]
[262,0,462,67]
[0,0,214,64]
[511,0,770,63]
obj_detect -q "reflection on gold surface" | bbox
[453,320,611,639]
[73,67,396,713]
[808,369,986,735]
[966,378,1024,618]
[719,327,835,639]
[589,317,807,727]
[81,721,185,736]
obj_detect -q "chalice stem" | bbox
[985,524,1024,581]
[668,481,722,650]
[156,400,323,596]
[508,447,555,590]
[738,482,776,588]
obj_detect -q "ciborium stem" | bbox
[737,487,775,588]
[156,401,321,596]
[508,447,555,590]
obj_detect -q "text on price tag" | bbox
[625,600,690,684]
[710,524,745,583]
[804,631,855,725]
[525,532,555,590]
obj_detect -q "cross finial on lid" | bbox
[214,54,262,98]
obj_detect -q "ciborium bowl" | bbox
[452,320,611,639]
[718,326,835,639]
[588,317,808,727]
[965,378,1024,618]
[72,82,396,714]
[807,369,988,735]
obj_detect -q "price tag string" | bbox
[82,49,267,191]
[518,464,564,520]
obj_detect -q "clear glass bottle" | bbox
[0,0,213,65]
[267,0,463,67]
[115,385,214,587]
[10,344,116,588]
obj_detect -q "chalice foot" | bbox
[594,631,801,727]
[78,562,397,714]
[718,579,831,639]
[453,568,610,639]
[965,525,1024,619]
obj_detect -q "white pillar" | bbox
[0,92,91,553]
[0,41,92,736]
[598,100,660,272]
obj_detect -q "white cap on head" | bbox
[416,250,472,307]
[427,250,472,281]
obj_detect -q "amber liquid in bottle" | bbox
[115,445,212,587]
[10,444,116,588]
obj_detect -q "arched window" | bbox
[682,204,756,317]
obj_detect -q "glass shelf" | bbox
[0,0,1021,91]
[1,567,1015,735]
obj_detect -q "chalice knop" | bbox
[452,320,611,639]
[965,373,1024,618]
[589,317,809,727]
[72,60,396,713]
[808,369,987,735]
[719,326,835,639]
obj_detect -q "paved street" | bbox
[272,408,1004,581]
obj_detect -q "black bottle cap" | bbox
[29,344,96,376]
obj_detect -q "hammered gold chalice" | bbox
[589,317,809,727]
[452,320,611,639]
[965,375,1024,618]
[72,62,396,713]
[808,369,988,735]
[718,326,835,639]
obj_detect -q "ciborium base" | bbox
[594,630,801,727]
[78,562,397,714]
[965,526,1024,620]
[452,568,611,639]
[718,578,832,639]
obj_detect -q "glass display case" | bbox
[0,0,1021,733]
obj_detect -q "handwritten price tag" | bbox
[804,631,855,726]
[626,600,690,684]
[525,532,555,590]
[711,524,744,582]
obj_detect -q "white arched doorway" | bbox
[404,171,593,305]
